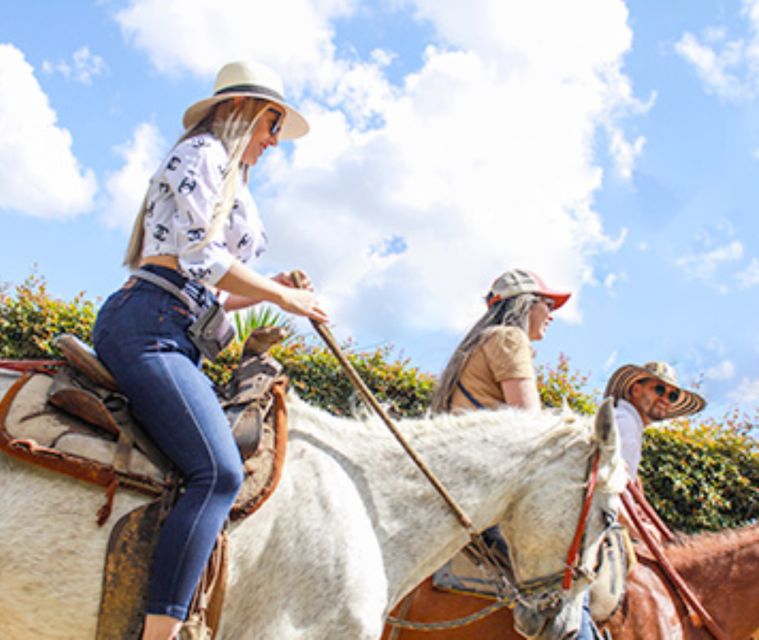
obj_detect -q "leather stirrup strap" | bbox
[625,479,676,543]
[621,491,729,640]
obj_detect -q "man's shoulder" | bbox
[614,399,642,427]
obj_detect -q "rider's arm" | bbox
[217,261,327,323]
[500,379,541,410]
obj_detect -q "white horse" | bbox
[0,370,625,640]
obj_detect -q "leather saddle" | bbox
[0,328,290,524]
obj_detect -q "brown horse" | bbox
[382,524,759,640]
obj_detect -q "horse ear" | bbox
[594,397,618,448]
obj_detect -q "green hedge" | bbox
[640,417,758,532]
[1,274,757,532]
[203,338,434,418]
[0,274,96,359]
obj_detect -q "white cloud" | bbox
[0,44,96,219]
[729,376,759,403]
[675,240,744,283]
[737,256,759,287]
[42,46,107,85]
[115,0,355,89]
[704,359,735,381]
[675,0,759,101]
[608,129,645,179]
[602,271,627,290]
[102,122,167,231]
[113,0,643,337]
[675,32,748,100]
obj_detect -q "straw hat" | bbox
[604,361,706,419]
[486,269,571,310]
[182,60,309,140]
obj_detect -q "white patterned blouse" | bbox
[141,133,268,286]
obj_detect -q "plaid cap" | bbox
[486,269,571,310]
[604,361,706,420]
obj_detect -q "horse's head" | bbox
[502,399,625,640]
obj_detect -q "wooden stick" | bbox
[291,272,475,533]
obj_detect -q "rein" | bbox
[562,447,601,589]
[622,485,729,640]
[0,360,65,375]
[385,445,607,631]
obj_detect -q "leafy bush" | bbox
[1,273,757,532]
[0,274,97,359]
[640,415,759,532]
[271,337,435,418]
[536,353,598,416]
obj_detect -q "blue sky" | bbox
[2,1,759,421]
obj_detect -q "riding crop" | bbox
[290,271,477,535]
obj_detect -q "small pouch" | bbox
[187,301,235,361]
[133,268,234,361]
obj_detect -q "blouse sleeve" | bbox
[161,137,235,286]
[482,326,535,382]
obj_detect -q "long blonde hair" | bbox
[123,97,271,269]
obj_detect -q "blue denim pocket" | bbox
[95,284,200,365]
[93,288,133,347]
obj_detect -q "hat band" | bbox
[214,83,285,103]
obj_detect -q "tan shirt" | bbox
[450,326,534,411]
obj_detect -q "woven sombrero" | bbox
[604,361,706,419]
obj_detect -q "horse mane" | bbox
[665,523,759,570]
[286,391,582,445]
[285,392,626,494]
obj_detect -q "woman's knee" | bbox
[215,457,244,496]
[185,446,243,499]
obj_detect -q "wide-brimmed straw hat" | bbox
[182,60,309,140]
[486,269,571,310]
[604,361,706,419]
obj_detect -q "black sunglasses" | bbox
[268,108,284,136]
[653,383,680,403]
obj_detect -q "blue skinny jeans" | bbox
[93,266,243,620]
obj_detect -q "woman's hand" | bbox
[217,262,327,322]
[278,287,328,324]
[272,269,313,290]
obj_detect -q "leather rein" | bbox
[386,445,607,630]
[487,446,604,610]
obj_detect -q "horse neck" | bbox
[288,400,588,603]
[667,525,759,637]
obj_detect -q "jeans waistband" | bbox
[138,264,212,309]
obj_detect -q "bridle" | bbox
[387,445,615,630]
[481,445,607,612]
